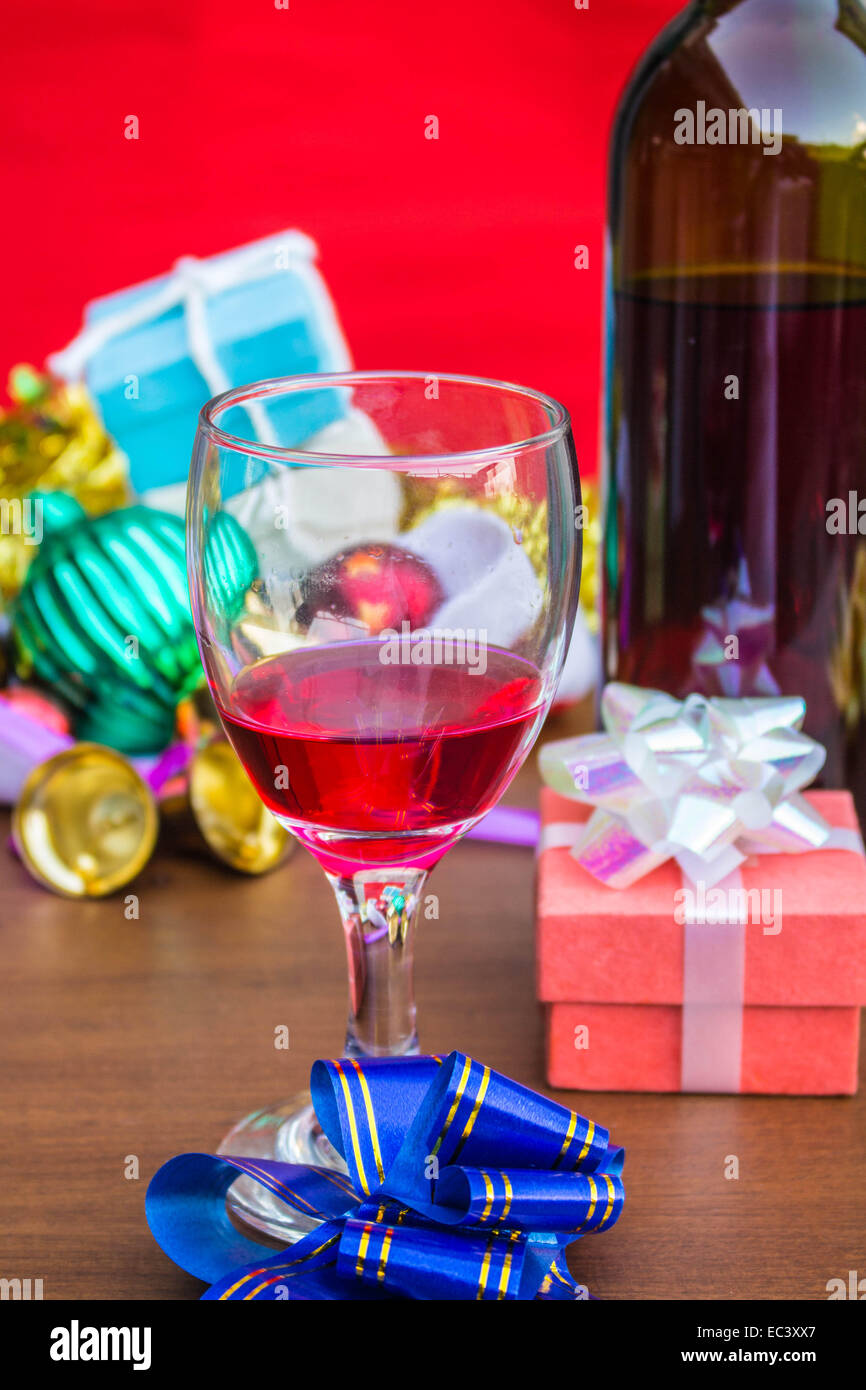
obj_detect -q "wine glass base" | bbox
[217,1092,349,1245]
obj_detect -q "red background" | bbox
[2,0,680,475]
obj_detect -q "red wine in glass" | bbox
[217,638,545,874]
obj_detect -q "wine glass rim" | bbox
[198,370,571,469]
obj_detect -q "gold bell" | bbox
[186,739,293,875]
[173,692,293,872]
[12,743,159,898]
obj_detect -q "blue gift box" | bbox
[49,231,353,501]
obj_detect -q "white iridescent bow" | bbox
[539,684,839,890]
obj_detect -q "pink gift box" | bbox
[537,788,866,1094]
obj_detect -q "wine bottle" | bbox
[603,0,866,805]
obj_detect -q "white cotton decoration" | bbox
[405,505,543,648]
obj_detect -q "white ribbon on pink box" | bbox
[538,684,864,1092]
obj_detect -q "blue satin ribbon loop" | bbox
[435,1166,625,1234]
[146,1051,624,1300]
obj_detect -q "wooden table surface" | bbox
[1,757,863,1302]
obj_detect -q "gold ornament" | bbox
[13,743,158,898]
[578,477,601,635]
[171,739,295,876]
[12,731,293,897]
[0,366,129,606]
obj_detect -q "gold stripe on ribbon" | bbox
[220,1232,340,1301]
[314,1168,357,1201]
[234,1159,320,1216]
[496,1231,520,1301]
[584,1174,598,1225]
[219,1265,271,1301]
[449,1064,490,1165]
[430,1056,473,1158]
[349,1057,385,1185]
[480,1171,496,1223]
[333,1060,371,1196]
[377,1228,393,1283]
[554,1111,577,1168]
[500,1172,513,1222]
[240,1274,293,1300]
[575,1119,596,1167]
[355,1223,373,1278]
[476,1235,496,1300]
[598,1174,616,1229]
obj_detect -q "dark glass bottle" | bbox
[603,0,866,804]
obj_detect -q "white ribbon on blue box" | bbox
[48,230,353,506]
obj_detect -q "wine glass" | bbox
[187,371,581,1240]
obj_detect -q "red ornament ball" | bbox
[299,542,442,635]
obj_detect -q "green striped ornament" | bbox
[12,494,255,754]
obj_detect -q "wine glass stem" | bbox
[327,868,427,1058]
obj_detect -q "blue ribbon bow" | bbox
[146,1051,625,1300]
